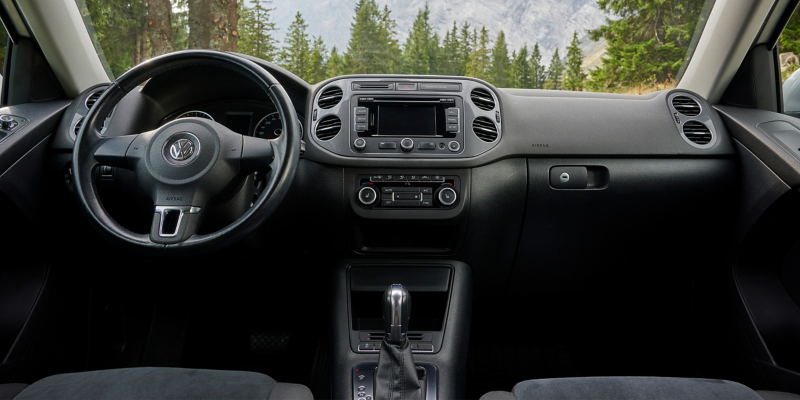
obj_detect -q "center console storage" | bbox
[331,260,473,400]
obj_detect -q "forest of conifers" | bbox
[77,0,710,93]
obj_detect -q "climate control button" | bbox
[358,186,378,205]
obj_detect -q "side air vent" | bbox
[353,82,394,90]
[472,117,498,142]
[315,115,341,141]
[682,121,712,145]
[73,118,84,137]
[85,91,103,109]
[318,86,343,109]
[672,96,701,116]
[470,88,495,111]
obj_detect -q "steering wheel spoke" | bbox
[150,205,203,244]
[239,135,275,173]
[93,135,140,169]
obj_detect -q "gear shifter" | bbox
[374,284,426,400]
[383,284,410,345]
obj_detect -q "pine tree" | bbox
[466,26,490,81]
[238,0,278,61]
[458,22,473,76]
[530,42,546,89]
[279,12,311,80]
[403,4,438,75]
[345,0,401,74]
[326,46,346,78]
[546,48,564,90]
[307,36,328,84]
[510,44,531,88]
[489,30,510,87]
[563,31,586,91]
[440,22,461,76]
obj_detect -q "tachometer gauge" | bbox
[176,110,214,121]
[253,112,303,140]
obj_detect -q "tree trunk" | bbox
[147,0,174,56]
[209,0,238,51]
[188,0,211,49]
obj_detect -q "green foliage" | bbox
[345,0,401,74]
[326,46,346,78]
[307,36,328,84]
[402,4,438,74]
[546,48,564,90]
[238,0,278,62]
[509,44,532,88]
[780,10,800,55]
[279,12,311,80]
[466,27,491,81]
[588,0,706,91]
[563,31,586,91]
[530,42,546,89]
[489,30,510,87]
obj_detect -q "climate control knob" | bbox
[400,138,414,152]
[358,186,378,205]
[436,187,458,206]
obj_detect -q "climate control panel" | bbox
[355,174,460,209]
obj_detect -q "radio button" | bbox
[355,123,367,132]
[446,124,459,132]
[356,115,368,123]
[400,138,414,152]
[446,116,458,124]
[355,107,368,115]
[354,138,366,151]
[448,141,460,152]
[446,108,459,116]
[379,141,397,149]
[418,142,435,150]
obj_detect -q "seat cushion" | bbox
[11,367,312,400]
[488,377,766,400]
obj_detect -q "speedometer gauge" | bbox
[253,112,303,140]
[176,110,214,121]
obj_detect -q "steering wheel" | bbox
[72,50,301,255]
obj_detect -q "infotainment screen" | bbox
[377,105,436,136]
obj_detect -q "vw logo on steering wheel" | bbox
[162,132,200,165]
[169,138,194,161]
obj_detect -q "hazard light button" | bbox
[396,82,418,91]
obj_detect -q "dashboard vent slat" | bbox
[85,91,103,110]
[318,86,343,109]
[315,115,341,141]
[470,88,495,111]
[472,117,498,142]
[672,96,701,116]
[353,82,394,90]
[682,121,712,145]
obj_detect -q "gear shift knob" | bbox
[383,284,411,345]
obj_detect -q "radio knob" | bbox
[400,138,414,152]
[436,187,457,206]
[358,186,378,205]
[354,138,367,151]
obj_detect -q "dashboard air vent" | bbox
[85,91,103,109]
[682,121,712,145]
[470,88,495,111]
[74,118,84,137]
[672,96,701,116]
[472,117,498,142]
[315,115,341,141]
[353,82,394,90]
[318,86,343,109]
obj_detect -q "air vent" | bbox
[315,115,341,141]
[73,118,84,137]
[682,121,712,145]
[672,96,701,116]
[472,117,498,142]
[318,86,343,109]
[470,88,495,111]
[353,82,394,90]
[366,332,425,341]
[85,91,103,110]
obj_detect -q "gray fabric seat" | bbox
[480,376,800,400]
[0,367,312,400]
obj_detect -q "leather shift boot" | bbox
[374,338,426,400]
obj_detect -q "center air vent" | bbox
[315,115,341,141]
[318,86,343,109]
[472,117,498,142]
[682,121,712,145]
[470,88,495,111]
[85,91,103,109]
[672,96,701,116]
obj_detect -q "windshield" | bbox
[77,0,714,93]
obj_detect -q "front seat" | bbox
[480,377,800,400]
[0,367,312,400]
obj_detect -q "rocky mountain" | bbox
[266,0,609,64]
